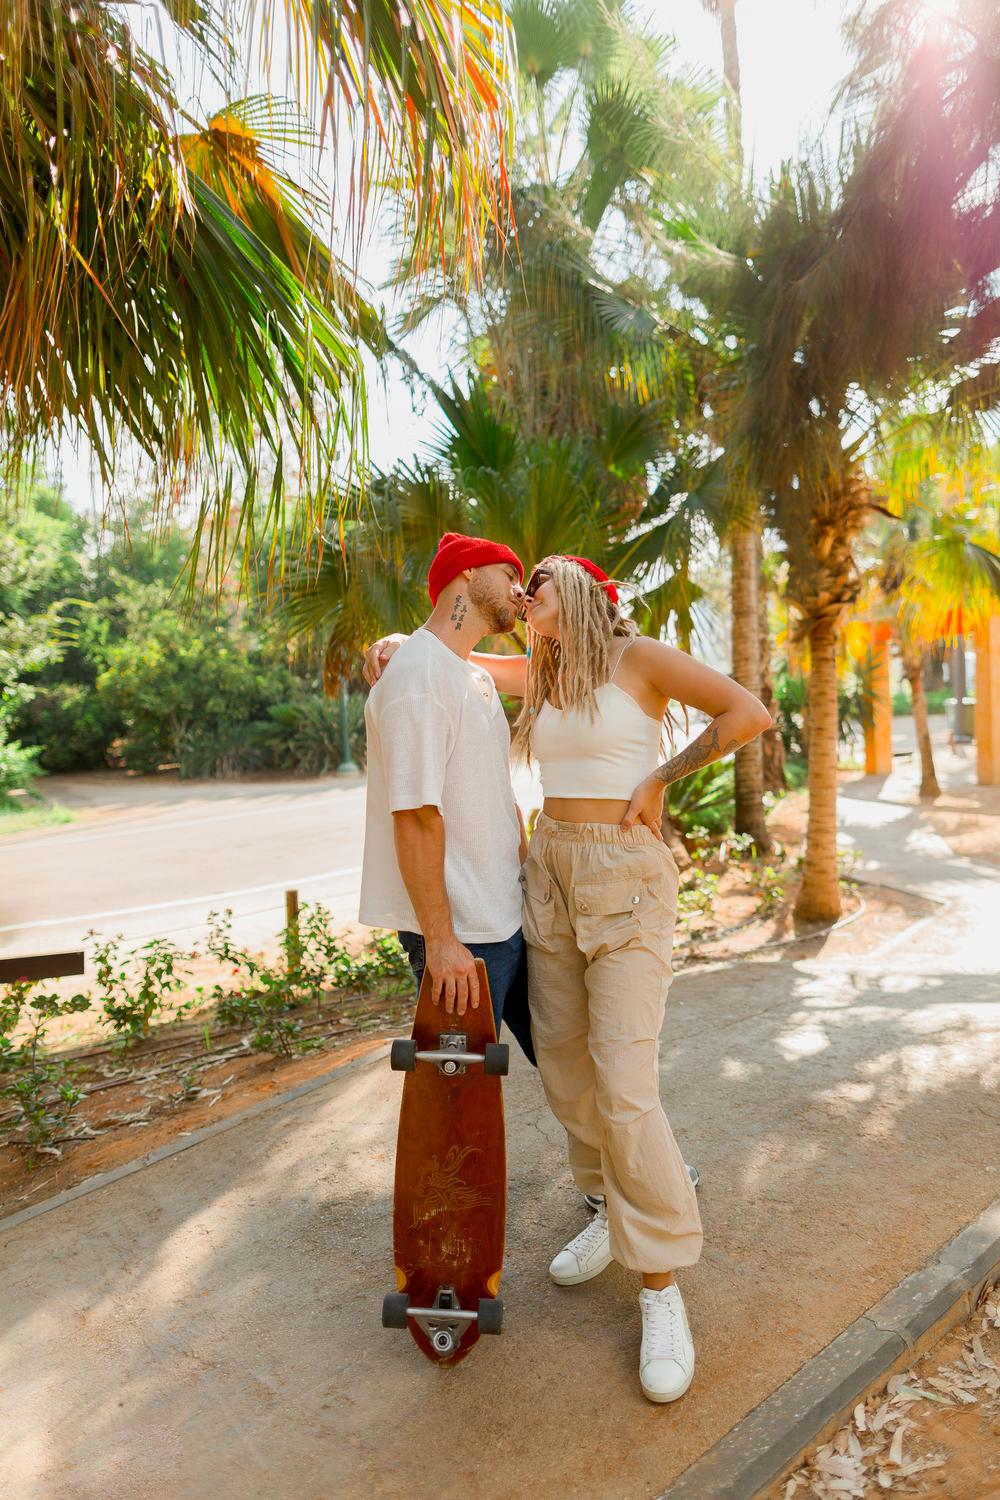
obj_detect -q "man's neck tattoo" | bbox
[450,594,468,631]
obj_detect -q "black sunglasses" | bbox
[524,567,552,600]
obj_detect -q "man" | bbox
[359,532,536,1063]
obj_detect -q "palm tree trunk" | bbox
[903,644,941,800]
[794,619,842,923]
[719,0,742,103]
[757,529,786,791]
[731,523,770,849]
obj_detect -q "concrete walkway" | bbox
[3,734,998,1499]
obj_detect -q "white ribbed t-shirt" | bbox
[359,629,522,943]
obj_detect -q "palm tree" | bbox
[284,374,684,676]
[873,455,1000,799]
[687,1,777,847]
[392,0,727,465]
[1,0,515,574]
[667,113,1000,919]
[699,0,741,111]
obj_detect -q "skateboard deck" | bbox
[382,958,507,1365]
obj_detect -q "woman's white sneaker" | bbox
[548,1209,613,1285]
[639,1285,695,1403]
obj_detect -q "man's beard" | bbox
[469,579,518,635]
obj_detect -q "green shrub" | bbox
[774,666,873,761]
[668,760,734,835]
[89,933,192,1042]
[0,982,92,1150]
[96,602,279,773]
[177,721,273,779]
[204,907,410,1055]
[255,690,368,775]
[0,732,41,803]
[255,697,343,776]
[893,685,949,716]
[15,682,120,771]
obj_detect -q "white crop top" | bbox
[532,647,663,798]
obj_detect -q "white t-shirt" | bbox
[359,629,522,943]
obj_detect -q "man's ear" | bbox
[460,568,474,584]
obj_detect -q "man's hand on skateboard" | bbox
[425,934,481,1015]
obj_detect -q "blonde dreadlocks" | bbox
[512,556,637,761]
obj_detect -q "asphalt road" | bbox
[0,765,544,959]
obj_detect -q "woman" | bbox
[367,554,770,1403]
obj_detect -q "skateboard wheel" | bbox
[477,1297,503,1335]
[390,1039,417,1072]
[483,1043,508,1076]
[382,1292,410,1329]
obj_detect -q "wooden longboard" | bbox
[382,959,507,1365]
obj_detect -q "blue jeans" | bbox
[398,929,537,1067]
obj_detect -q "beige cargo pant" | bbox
[520,813,702,1273]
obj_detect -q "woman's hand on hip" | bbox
[620,775,666,839]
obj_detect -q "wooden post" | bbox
[285,888,300,930]
[284,888,301,973]
[864,623,893,776]
[975,617,1000,785]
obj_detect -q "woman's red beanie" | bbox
[428,532,524,604]
[561,555,619,605]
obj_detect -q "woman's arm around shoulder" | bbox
[469,652,528,698]
[362,634,528,698]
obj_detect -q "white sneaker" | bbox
[639,1285,695,1403]
[548,1209,613,1286]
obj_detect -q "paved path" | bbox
[3,733,999,1498]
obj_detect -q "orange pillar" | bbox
[976,616,1000,785]
[864,625,893,776]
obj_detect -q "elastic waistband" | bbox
[533,811,661,848]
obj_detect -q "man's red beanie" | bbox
[428,532,524,605]
[561,555,620,605]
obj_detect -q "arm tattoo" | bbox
[449,594,468,630]
[651,725,740,787]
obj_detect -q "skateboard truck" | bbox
[390,1033,509,1077]
[382,1285,504,1356]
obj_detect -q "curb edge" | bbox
[659,1196,1000,1500]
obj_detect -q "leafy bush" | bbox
[0,909,412,1154]
[668,759,734,835]
[15,682,121,771]
[89,934,192,1042]
[255,696,344,776]
[2,492,372,782]
[96,597,280,773]
[774,667,808,761]
[677,867,720,926]
[176,721,273,779]
[892,685,949,716]
[0,732,41,803]
[0,982,92,1150]
[204,907,410,1054]
[774,666,873,766]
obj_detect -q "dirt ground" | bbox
[772,1286,1000,1499]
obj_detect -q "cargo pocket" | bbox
[573,876,660,960]
[519,859,556,951]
